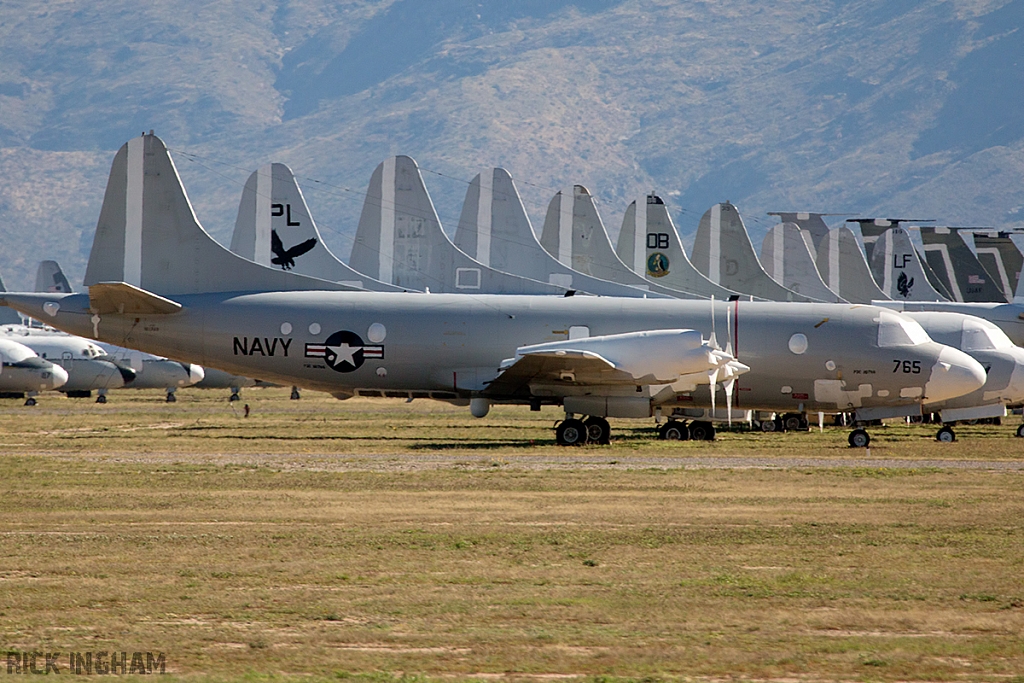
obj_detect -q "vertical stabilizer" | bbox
[760,223,844,302]
[452,169,659,297]
[230,163,406,291]
[868,227,949,301]
[850,217,953,299]
[83,134,358,296]
[538,186,702,298]
[690,202,818,302]
[973,231,1024,300]
[815,228,890,303]
[34,260,74,294]
[766,212,839,252]
[616,194,739,298]
[349,156,564,294]
[918,227,1008,302]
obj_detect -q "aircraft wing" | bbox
[484,350,637,398]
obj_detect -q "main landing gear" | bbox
[936,425,956,442]
[848,428,870,448]
[659,419,715,441]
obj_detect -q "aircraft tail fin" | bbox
[538,186,703,297]
[815,227,890,303]
[349,156,564,294]
[766,212,837,253]
[690,202,819,302]
[34,260,74,294]
[868,227,949,301]
[83,133,356,296]
[453,169,657,297]
[760,223,844,302]
[973,231,1024,301]
[230,163,404,291]
[918,227,1008,302]
[617,194,739,298]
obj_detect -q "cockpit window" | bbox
[962,321,1013,351]
[877,311,929,347]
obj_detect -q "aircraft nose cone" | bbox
[924,347,987,403]
[48,364,69,389]
[188,364,205,385]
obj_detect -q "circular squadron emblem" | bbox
[304,330,384,373]
[646,252,670,277]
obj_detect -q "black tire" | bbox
[166,393,177,403]
[848,428,870,448]
[24,398,37,407]
[556,418,588,446]
[784,414,803,432]
[760,419,778,433]
[689,421,716,441]
[96,394,107,404]
[936,425,956,443]
[229,393,241,402]
[659,420,689,441]
[584,417,611,445]
[290,387,301,400]
[1016,424,1024,438]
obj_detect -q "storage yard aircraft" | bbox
[0,134,989,447]
[0,337,68,400]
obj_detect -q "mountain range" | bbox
[1,0,1022,290]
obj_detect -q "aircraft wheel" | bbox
[848,428,870,448]
[689,420,716,441]
[24,397,37,407]
[96,394,107,404]
[760,419,778,433]
[659,420,689,441]
[229,393,241,402]
[290,386,301,400]
[556,418,588,446]
[1016,424,1024,438]
[166,392,177,403]
[784,414,804,431]
[936,425,956,443]
[584,416,611,445]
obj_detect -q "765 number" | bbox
[893,359,921,374]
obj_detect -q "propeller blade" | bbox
[724,377,735,426]
[709,367,719,416]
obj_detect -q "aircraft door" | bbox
[61,350,73,369]
[569,326,590,340]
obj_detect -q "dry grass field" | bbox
[1,388,1023,682]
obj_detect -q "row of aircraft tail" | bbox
[4,132,1024,447]
[228,155,1024,312]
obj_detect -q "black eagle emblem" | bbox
[271,229,317,270]
[896,270,914,298]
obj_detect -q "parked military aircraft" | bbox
[231,163,408,291]
[452,169,664,298]
[0,338,69,403]
[759,223,844,302]
[614,194,741,299]
[690,203,819,302]
[972,231,1024,300]
[852,219,952,301]
[917,227,1009,303]
[0,134,990,447]
[348,156,567,295]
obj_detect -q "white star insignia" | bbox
[327,342,360,368]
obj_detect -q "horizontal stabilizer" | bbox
[691,203,819,302]
[453,169,658,297]
[617,194,740,298]
[89,282,182,315]
[815,228,890,303]
[761,223,844,302]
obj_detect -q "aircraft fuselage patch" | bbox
[305,330,383,373]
